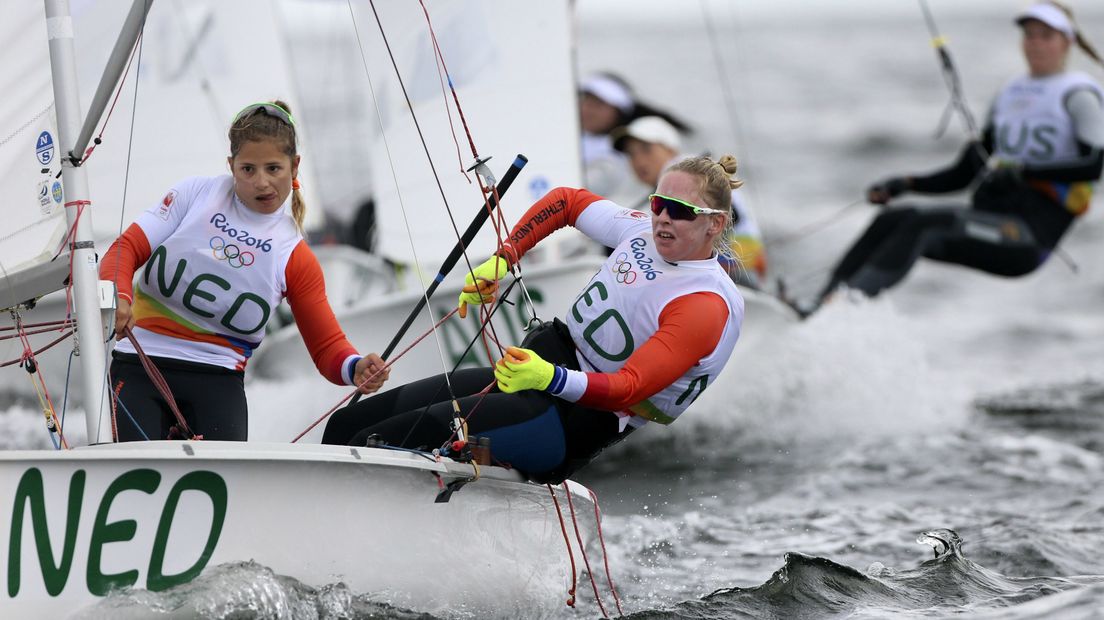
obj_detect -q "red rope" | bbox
[79,32,143,165]
[122,326,201,440]
[417,0,480,164]
[0,319,72,332]
[589,488,624,616]
[0,323,75,342]
[6,314,69,448]
[564,481,610,618]
[291,307,461,443]
[547,484,578,608]
[0,330,73,368]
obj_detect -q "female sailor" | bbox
[323,155,745,483]
[100,101,388,441]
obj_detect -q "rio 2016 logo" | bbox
[612,253,637,284]
[210,236,255,268]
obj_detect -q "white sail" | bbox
[69,0,324,243]
[359,0,584,264]
[0,3,69,309]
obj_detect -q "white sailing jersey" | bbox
[115,175,302,370]
[991,71,1104,166]
[568,201,744,428]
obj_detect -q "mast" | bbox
[42,0,153,444]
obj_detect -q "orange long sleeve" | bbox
[284,241,358,385]
[501,187,604,262]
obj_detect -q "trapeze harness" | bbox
[100,175,364,441]
[323,188,743,483]
[822,71,1104,299]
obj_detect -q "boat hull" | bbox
[0,441,594,617]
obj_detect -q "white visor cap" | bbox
[611,116,681,153]
[1015,3,1075,39]
[580,75,634,114]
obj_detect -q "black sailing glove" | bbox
[866,177,910,205]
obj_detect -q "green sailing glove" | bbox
[458,255,509,319]
[494,346,554,393]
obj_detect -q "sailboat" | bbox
[0,2,605,617]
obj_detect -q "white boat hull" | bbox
[0,441,596,618]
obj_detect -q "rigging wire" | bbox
[346,0,465,417]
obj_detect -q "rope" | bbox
[6,311,69,448]
[547,484,579,608]
[122,326,200,440]
[764,200,866,247]
[0,330,74,368]
[564,481,610,618]
[588,487,623,616]
[290,307,462,443]
[78,32,144,165]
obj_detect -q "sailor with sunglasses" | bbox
[101,101,389,442]
[612,116,767,289]
[323,156,743,484]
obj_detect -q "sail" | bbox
[69,0,324,244]
[360,0,583,264]
[0,3,69,309]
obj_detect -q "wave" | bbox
[621,529,1103,620]
[72,561,437,620]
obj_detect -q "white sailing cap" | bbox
[611,116,681,152]
[1015,3,1075,39]
[580,75,634,113]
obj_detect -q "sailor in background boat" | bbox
[100,101,389,441]
[579,72,691,201]
[323,156,744,483]
[612,115,768,289]
[806,1,1104,316]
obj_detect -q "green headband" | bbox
[232,102,295,127]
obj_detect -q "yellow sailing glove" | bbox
[458,255,509,319]
[494,346,555,393]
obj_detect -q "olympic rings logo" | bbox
[612,252,637,284]
[210,236,255,268]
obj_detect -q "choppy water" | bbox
[5,0,1104,618]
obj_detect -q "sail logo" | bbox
[37,181,52,213]
[35,131,54,165]
[51,181,63,204]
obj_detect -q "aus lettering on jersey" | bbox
[509,198,566,245]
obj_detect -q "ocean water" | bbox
[4,1,1104,618]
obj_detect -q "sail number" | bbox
[6,467,227,597]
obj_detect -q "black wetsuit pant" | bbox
[820,184,1071,301]
[322,320,631,484]
[109,352,247,441]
